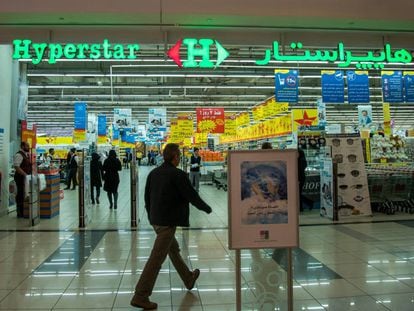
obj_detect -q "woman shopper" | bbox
[90,152,103,204]
[103,150,122,209]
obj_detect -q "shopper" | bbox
[131,143,212,310]
[298,148,308,212]
[13,141,32,218]
[103,149,122,209]
[90,152,103,205]
[46,148,55,164]
[189,147,202,192]
[136,151,142,166]
[64,148,78,190]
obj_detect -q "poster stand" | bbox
[228,150,299,311]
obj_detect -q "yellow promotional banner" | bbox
[291,109,318,132]
[73,130,86,143]
[225,113,237,135]
[383,103,391,136]
[220,115,292,143]
[236,112,250,127]
[252,105,264,122]
[37,136,74,145]
[176,113,194,136]
[97,136,107,144]
[194,132,208,145]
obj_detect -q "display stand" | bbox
[228,150,299,311]
[38,170,60,218]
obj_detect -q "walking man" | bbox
[131,143,212,310]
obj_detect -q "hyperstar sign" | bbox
[167,38,229,68]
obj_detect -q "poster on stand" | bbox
[347,71,370,104]
[320,158,334,219]
[404,71,414,103]
[382,71,403,103]
[321,70,344,104]
[326,134,372,218]
[228,150,298,249]
[274,69,298,103]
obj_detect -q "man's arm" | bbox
[176,171,212,214]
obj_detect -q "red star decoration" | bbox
[294,110,317,126]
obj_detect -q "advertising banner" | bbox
[228,150,299,249]
[383,103,392,136]
[225,113,237,135]
[274,69,298,103]
[236,112,250,127]
[112,125,120,145]
[292,109,318,132]
[382,70,403,103]
[320,158,334,219]
[347,70,370,104]
[321,70,344,103]
[176,113,194,137]
[326,134,372,218]
[148,108,167,132]
[357,105,373,127]
[97,115,107,144]
[114,108,132,128]
[196,107,225,133]
[74,102,87,142]
[317,99,327,126]
[404,71,414,103]
[21,120,37,148]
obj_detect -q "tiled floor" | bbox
[0,166,414,310]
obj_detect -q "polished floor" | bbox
[0,166,414,310]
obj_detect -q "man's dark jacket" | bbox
[145,161,212,227]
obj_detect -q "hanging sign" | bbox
[74,102,87,142]
[347,71,370,104]
[97,115,107,144]
[274,69,298,103]
[321,70,344,103]
[148,108,167,132]
[404,71,414,103]
[382,71,403,103]
[196,108,225,133]
[292,109,318,132]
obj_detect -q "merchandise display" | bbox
[326,134,372,218]
[370,134,408,162]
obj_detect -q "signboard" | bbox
[404,71,414,103]
[228,150,299,249]
[97,115,107,144]
[73,102,87,142]
[292,109,318,132]
[13,39,413,69]
[357,105,373,127]
[321,70,344,103]
[347,70,370,104]
[320,158,334,219]
[196,108,225,133]
[382,70,403,103]
[148,108,167,132]
[114,108,132,128]
[274,69,298,103]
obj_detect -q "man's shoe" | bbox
[130,296,157,310]
[96,198,100,204]
[64,187,70,190]
[185,269,200,290]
